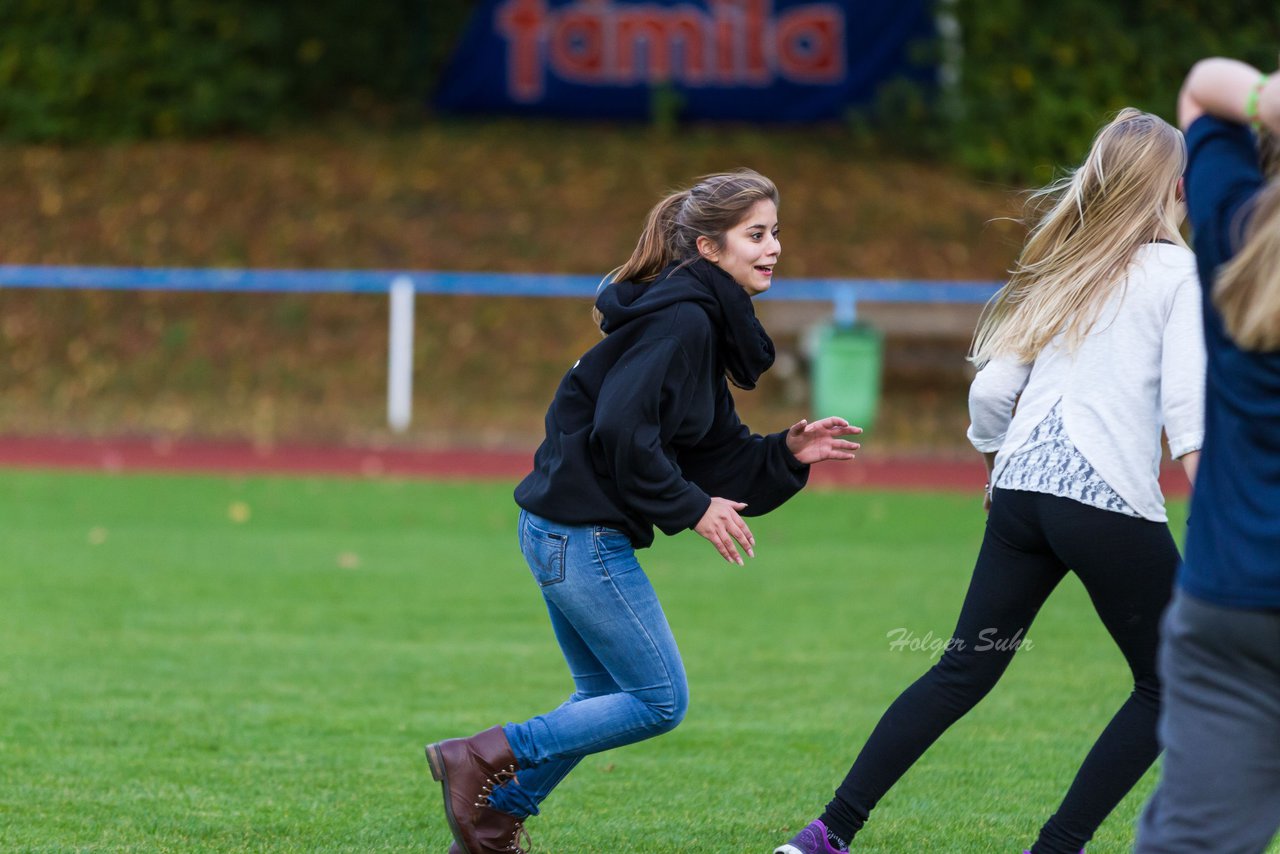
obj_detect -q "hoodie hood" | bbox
[596,258,775,389]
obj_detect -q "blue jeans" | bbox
[487,510,689,819]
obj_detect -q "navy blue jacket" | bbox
[1180,116,1280,608]
[514,259,809,548]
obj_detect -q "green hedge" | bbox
[905,0,1280,179]
[0,0,437,139]
[4,0,1278,182]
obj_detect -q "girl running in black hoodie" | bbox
[426,169,861,854]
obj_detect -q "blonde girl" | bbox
[777,110,1204,854]
[1135,58,1280,854]
[425,169,860,854]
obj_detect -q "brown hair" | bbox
[593,169,779,330]
[607,169,779,285]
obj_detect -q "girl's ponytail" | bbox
[606,191,688,288]
[592,191,686,332]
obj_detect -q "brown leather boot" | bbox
[426,726,532,854]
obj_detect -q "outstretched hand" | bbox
[695,497,755,566]
[785,416,862,465]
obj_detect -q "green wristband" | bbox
[1246,74,1269,133]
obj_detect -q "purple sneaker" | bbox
[775,819,847,854]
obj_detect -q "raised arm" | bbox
[1179,57,1280,132]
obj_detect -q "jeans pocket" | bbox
[522,518,568,587]
[592,527,638,576]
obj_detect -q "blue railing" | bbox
[0,264,999,313]
[0,265,1002,429]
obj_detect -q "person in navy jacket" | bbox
[1136,58,1280,854]
[426,169,862,854]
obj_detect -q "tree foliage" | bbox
[0,0,431,139]
[2,0,1278,180]
[904,0,1280,178]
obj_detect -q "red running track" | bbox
[0,435,1190,497]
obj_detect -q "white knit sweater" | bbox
[967,242,1206,522]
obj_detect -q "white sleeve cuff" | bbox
[967,424,1005,454]
[1167,432,1204,459]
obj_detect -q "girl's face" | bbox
[699,199,781,296]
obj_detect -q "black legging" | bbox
[821,488,1180,854]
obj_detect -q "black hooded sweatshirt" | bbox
[514,258,810,548]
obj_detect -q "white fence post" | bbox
[834,283,858,328]
[388,276,415,432]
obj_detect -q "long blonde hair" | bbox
[970,108,1188,367]
[1212,174,1280,352]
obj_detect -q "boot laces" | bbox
[507,823,532,853]
[474,765,519,807]
[472,765,531,852]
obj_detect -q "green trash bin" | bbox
[811,323,883,431]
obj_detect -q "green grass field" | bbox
[0,470,1221,853]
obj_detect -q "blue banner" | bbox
[435,0,936,122]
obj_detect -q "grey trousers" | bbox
[1135,590,1280,854]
